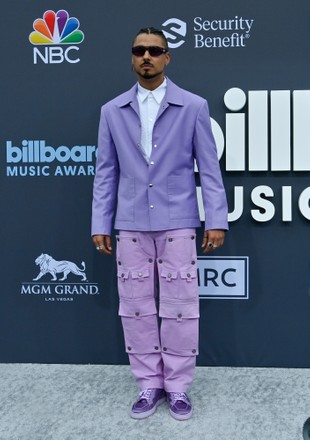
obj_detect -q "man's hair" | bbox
[132,27,169,50]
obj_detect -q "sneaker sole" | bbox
[130,397,166,419]
[169,407,193,421]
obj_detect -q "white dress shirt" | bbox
[137,78,167,160]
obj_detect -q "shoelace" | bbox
[168,392,189,405]
[138,389,153,402]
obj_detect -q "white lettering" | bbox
[298,187,310,220]
[33,46,80,64]
[49,47,64,64]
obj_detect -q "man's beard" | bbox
[136,65,164,80]
[138,71,160,80]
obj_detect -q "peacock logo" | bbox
[29,10,85,64]
[29,10,84,45]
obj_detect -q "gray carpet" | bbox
[0,364,308,440]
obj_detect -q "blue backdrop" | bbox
[1,0,310,367]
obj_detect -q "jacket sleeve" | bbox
[193,100,229,231]
[91,106,119,236]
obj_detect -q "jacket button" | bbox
[163,347,167,352]
[150,161,154,165]
[150,205,154,209]
[153,144,157,148]
[158,259,163,264]
[148,258,153,263]
[149,183,153,187]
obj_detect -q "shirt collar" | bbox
[137,78,167,104]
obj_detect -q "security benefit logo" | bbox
[197,257,249,300]
[29,9,85,64]
[162,18,187,49]
[21,253,99,302]
[162,15,254,49]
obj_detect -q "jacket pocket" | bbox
[116,177,135,221]
[167,175,199,220]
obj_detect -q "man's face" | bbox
[131,33,170,82]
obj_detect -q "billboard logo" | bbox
[21,253,99,302]
[197,257,249,299]
[29,10,85,64]
[162,18,187,48]
[195,88,310,224]
[6,140,96,177]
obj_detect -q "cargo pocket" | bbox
[159,265,198,301]
[159,302,199,356]
[179,268,198,300]
[159,267,178,300]
[117,268,131,298]
[119,299,160,354]
[117,266,153,299]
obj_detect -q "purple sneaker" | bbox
[167,392,193,420]
[131,388,166,419]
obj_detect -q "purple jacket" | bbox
[92,78,228,235]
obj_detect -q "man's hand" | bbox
[201,229,225,254]
[92,234,113,255]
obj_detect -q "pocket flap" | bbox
[180,270,197,281]
[160,268,178,281]
[159,301,199,318]
[119,298,157,317]
[131,268,150,280]
[117,269,129,280]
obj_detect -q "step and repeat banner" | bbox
[1,0,310,366]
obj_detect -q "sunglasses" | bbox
[131,45,168,57]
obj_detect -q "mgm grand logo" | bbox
[21,253,99,302]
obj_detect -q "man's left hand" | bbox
[201,229,225,253]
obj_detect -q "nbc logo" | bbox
[29,10,85,64]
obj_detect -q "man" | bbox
[92,27,228,421]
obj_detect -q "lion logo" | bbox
[33,253,87,282]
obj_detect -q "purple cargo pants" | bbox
[116,228,199,392]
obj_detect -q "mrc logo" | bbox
[197,256,249,300]
[29,9,85,64]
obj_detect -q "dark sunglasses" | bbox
[131,45,168,57]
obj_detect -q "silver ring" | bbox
[96,245,104,251]
[207,242,214,248]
